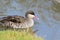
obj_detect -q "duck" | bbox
[0,10,39,31]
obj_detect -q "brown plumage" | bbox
[0,10,38,32]
[1,15,25,23]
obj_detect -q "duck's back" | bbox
[0,15,25,23]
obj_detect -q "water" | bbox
[0,0,60,40]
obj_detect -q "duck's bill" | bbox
[33,16,39,20]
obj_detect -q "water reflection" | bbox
[0,0,60,40]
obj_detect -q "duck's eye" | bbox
[29,12,35,15]
[31,13,35,15]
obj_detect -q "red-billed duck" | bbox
[0,10,39,31]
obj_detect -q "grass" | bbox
[0,30,43,40]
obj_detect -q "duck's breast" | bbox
[22,19,34,28]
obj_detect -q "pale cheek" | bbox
[29,15,34,18]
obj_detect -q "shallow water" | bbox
[0,0,60,40]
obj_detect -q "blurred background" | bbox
[0,0,60,40]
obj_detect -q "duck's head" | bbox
[25,10,39,20]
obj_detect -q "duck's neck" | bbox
[25,18,34,27]
[25,17,32,21]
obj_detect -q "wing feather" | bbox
[0,15,25,23]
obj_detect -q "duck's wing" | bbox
[0,15,25,23]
